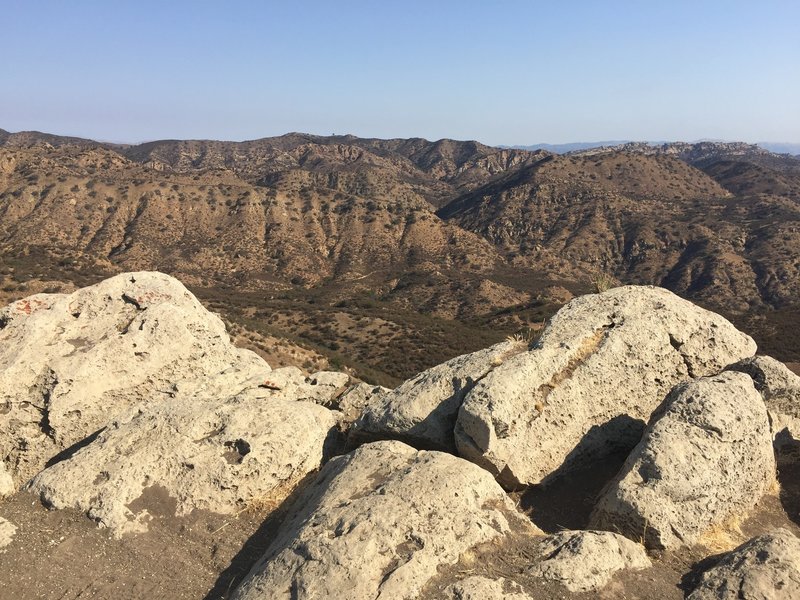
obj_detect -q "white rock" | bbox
[253,366,349,406]
[591,372,775,550]
[0,272,269,488]
[0,463,13,497]
[232,440,539,600]
[0,517,16,551]
[445,576,534,600]
[455,286,756,487]
[336,382,390,424]
[352,340,525,450]
[28,363,337,536]
[688,529,800,599]
[529,530,651,592]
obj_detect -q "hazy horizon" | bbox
[2,1,799,145]
[4,125,800,151]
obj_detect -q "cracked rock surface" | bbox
[351,340,526,451]
[28,361,338,536]
[455,285,756,487]
[591,372,775,550]
[231,440,539,600]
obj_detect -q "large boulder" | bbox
[351,340,525,450]
[231,440,539,600]
[529,530,651,592]
[591,372,775,550]
[688,529,800,599]
[455,285,756,487]
[0,272,267,487]
[28,362,338,536]
[727,355,800,447]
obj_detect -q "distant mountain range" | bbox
[508,140,800,157]
[1,128,799,380]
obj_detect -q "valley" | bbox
[1,129,799,383]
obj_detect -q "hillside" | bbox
[1,131,799,381]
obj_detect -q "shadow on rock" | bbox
[202,471,317,600]
[776,435,800,527]
[518,415,645,532]
[678,552,726,594]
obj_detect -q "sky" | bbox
[2,0,799,145]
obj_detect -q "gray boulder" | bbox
[591,372,775,550]
[28,361,338,536]
[445,576,534,600]
[0,271,268,487]
[688,529,800,599]
[455,285,757,487]
[351,340,526,450]
[232,440,540,600]
[727,355,800,447]
[529,530,651,592]
[336,382,390,424]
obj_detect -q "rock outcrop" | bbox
[591,372,775,550]
[455,286,756,487]
[0,272,265,487]
[351,340,525,450]
[2,272,798,599]
[727,355,800,447]
[28,362,338,535]
[688,529,800,599]
[529,530,651,592]
[231,440,539,600]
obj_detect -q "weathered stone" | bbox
[250,366,350,407]
[0,517,15,551]
[295,370,351,406]
[0,464,13,497]
[352,340,525,450]
[0,272,269,488]
[529,530,651,592]
[455,285,756,487]
[591,372,774,550]
[336,382,390,424]
[688,529,800,599]
[727,355,800,447]
[29,362,337,536]
[232,440,539,600]
[445,576,534,600]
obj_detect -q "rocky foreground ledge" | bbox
[2,272,800,599]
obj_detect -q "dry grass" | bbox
[698,513,745,553]
[590,272,616,293]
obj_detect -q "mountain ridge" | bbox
[1,129,799,382]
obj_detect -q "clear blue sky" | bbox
[2,0,798,145]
